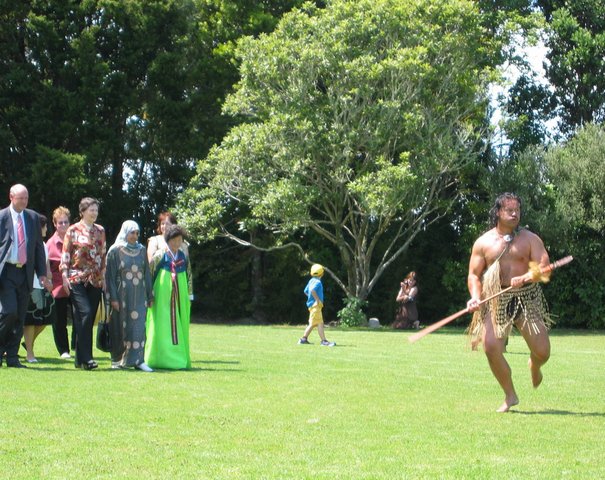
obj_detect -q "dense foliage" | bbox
[0,0,310,238]
[181,0,501,311]
[1,0,603,327]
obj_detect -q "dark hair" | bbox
[38,214,47,228]
[79,197,99,217]
[164,224,187,242]
[156,211,177,234]
[488,192,521,228]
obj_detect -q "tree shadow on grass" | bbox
[512,409,605,417]
[190,360,243,372]
[19,362,244,373]
[154,366,245,373]
[196,360,240,365]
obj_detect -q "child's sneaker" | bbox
[321,340,335,347]
[298,337,310,345]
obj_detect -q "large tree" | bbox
[181,0,503,302]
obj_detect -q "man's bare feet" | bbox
[496,395,519,413]
[529,358,543,388]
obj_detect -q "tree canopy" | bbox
[2,0,603,327]
[181,0,502,303]
[503,0,605,143]
[0,0,309,235]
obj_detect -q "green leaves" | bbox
[544,3,605,133]
[349,155,417,218]
[187,0,500,301]
[546,123,605,232]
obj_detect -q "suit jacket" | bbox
[0,206,47,291]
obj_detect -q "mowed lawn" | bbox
[2,323,604,479]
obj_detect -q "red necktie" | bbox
[17,214,27,264]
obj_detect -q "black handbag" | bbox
[95,300,112,353]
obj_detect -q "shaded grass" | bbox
[2,325,604,479]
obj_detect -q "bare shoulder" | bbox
[517,228,545,245]
[472,229,495,252]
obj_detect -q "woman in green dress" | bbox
[145,224,192,370]
[105,220,154,371]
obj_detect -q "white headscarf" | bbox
[108,220,142,254]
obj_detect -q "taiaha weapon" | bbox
[408,255,574,344]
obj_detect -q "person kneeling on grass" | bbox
[298,264,335,347]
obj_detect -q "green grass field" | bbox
[2,324,604,479]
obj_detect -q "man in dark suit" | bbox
[0,184,47,368]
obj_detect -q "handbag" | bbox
[95,299,112,352]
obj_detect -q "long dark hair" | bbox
[488,192,521,228]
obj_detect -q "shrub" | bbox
[337,296,368,327]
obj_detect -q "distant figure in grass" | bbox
[298,264,335,347]
[466,193,552,413]
[393,271,419,329]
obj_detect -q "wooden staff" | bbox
[408,255,573,344]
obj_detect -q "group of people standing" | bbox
[0,184,192,371]
[2,184,554,413]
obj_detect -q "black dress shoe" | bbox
[7,361,28,368]
[82,360,98,370]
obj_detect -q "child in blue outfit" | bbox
[298,264,335,346]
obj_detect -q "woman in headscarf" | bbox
[145,224,192,370]
[105,220,154,372]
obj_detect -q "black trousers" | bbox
[70,283,102,365]
[0,264,30,363]
[52,296,72,355]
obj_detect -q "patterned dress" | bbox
[60,222,106,288]
[145,248,192,370]
[105,243,153,367]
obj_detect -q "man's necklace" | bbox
[496,227,518,244]
[497,229,519,260]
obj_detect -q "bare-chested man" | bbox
[467,193,552,412]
